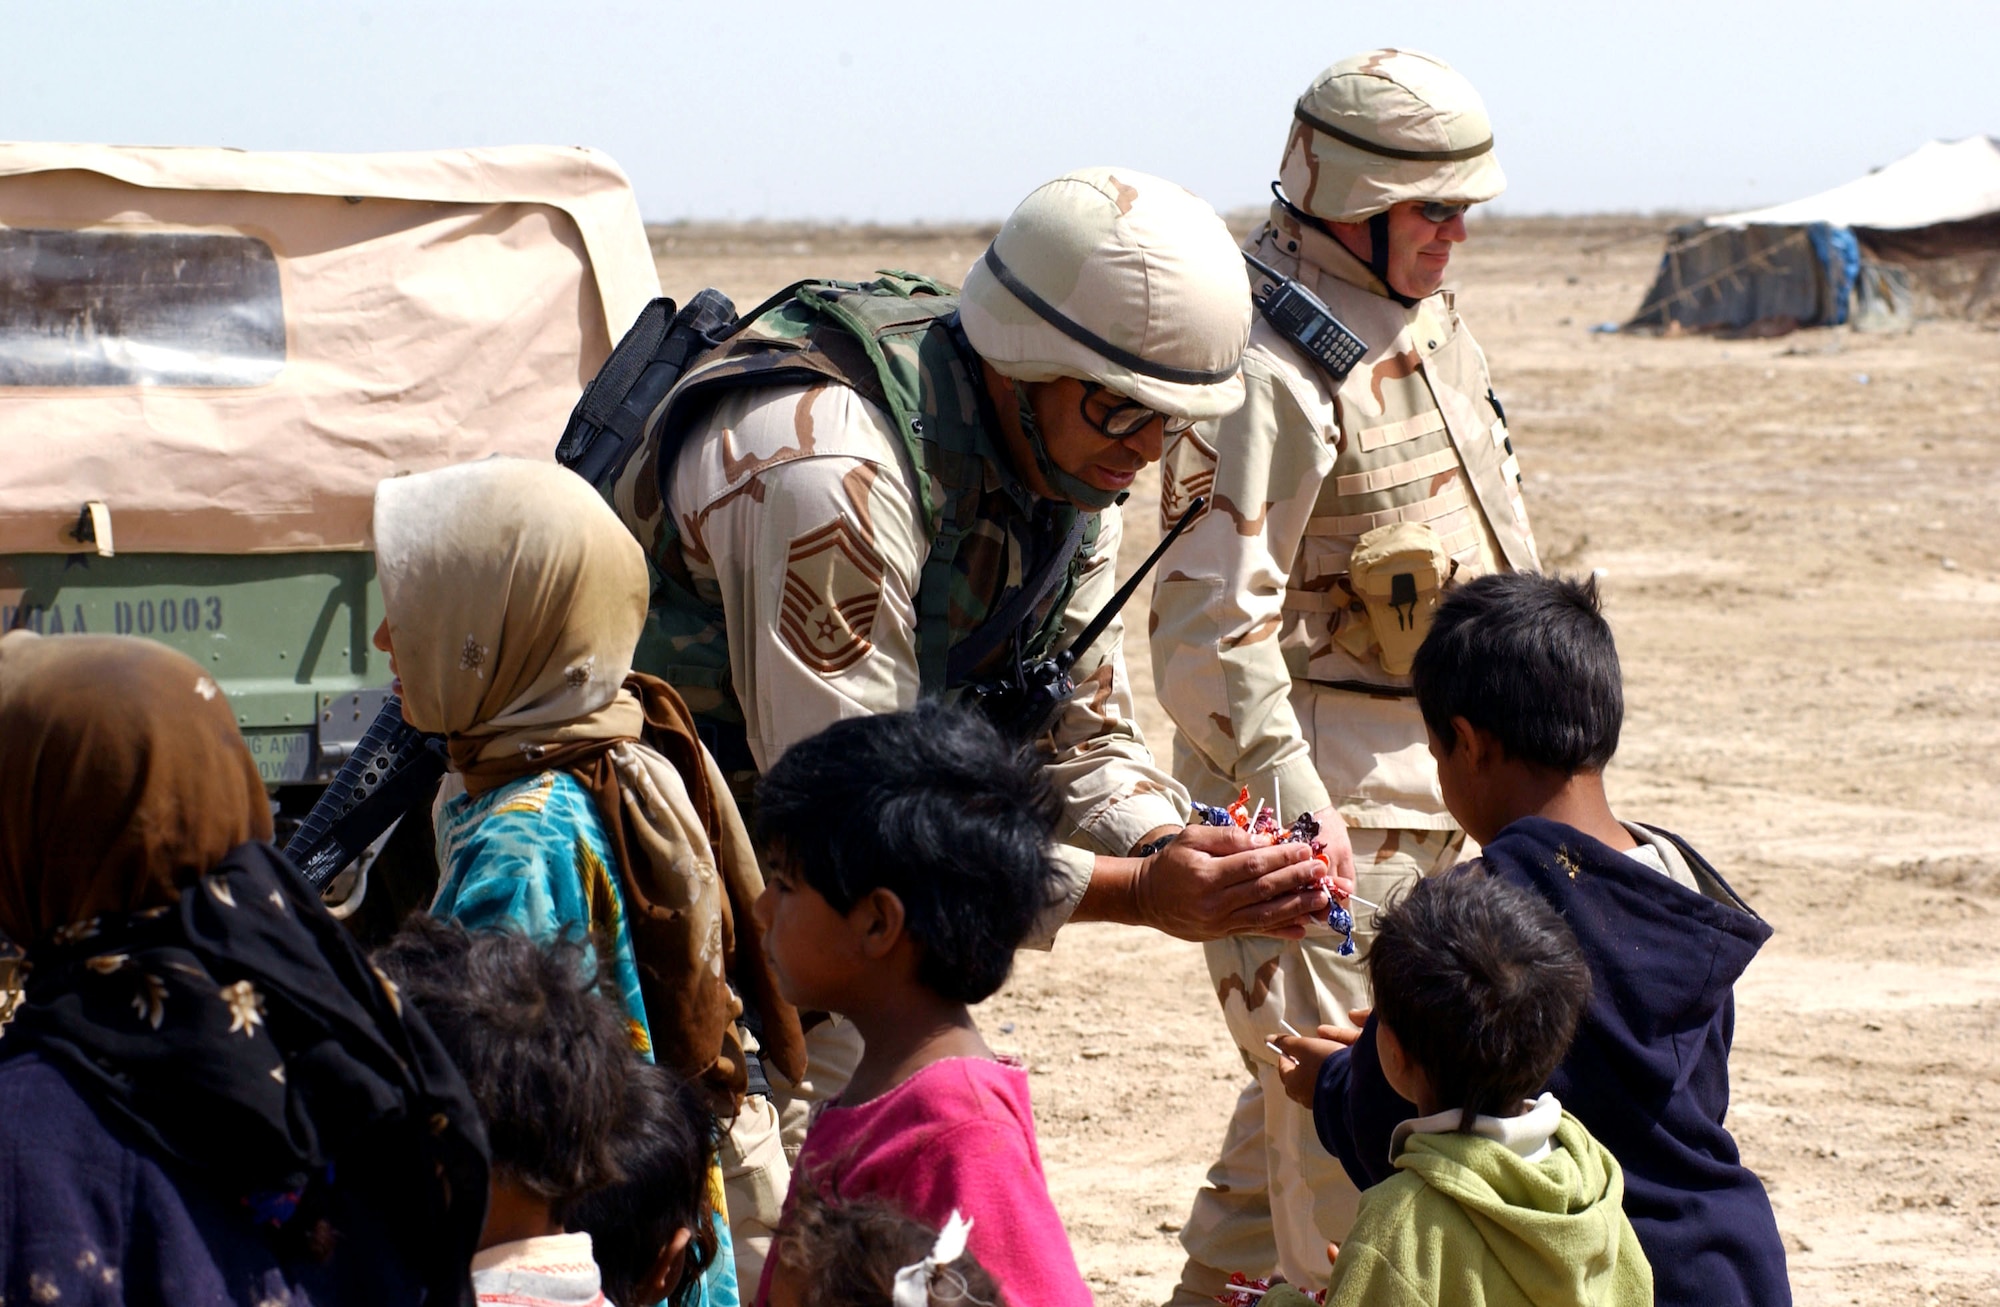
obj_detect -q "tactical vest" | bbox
[611,273,1099,743]
[1246,219,1538,692]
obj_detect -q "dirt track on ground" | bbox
[655,217,2000,1306]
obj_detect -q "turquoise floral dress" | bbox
[433,770,740,1307]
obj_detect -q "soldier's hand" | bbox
[1312,804,1359,902]
[1132,823,1324,942]
[1270,1031,1344,1108]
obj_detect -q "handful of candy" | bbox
[1190,786,1357,956]
[1215,1271,1327,1305]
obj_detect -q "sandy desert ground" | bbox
[654,215,2000,1306]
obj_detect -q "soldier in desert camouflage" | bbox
[1149,52,1540,1299]
[605,168,1333,1280]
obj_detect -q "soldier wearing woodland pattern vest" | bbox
[604,168,1335,1279]
[1150,52,1541,1300]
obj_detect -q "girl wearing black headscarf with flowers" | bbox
[0,631,489,1306]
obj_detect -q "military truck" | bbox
[0,143,660,833]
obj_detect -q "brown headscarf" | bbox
[373,459,803,1085]
[0,631,270,945]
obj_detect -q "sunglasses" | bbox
[1078,382,1196,439]
[1417,201,1471,224]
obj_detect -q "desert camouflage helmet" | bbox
[1279,49,1505,223]
[959,167,1250,422]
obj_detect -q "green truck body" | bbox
[0,551,385,788]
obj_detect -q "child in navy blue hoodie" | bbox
[1274,573,1790,1307]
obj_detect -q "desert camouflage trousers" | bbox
[1169,826,1467,1303]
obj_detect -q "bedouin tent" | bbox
[1627,136,2000,336]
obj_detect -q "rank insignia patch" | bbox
[1160,429,1217,529]
[779,517,884,675]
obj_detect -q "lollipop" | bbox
[1189,788,1358,955]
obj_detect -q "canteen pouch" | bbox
[1342,522,1454,676]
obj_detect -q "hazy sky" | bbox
[3,1,1993,223]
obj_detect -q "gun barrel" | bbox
[1057,495,1206,673]
[284,695,447,890]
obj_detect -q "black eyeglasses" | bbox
[1078,382,1196,439]
[1417,201,1470,224]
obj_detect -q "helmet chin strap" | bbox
[1367,211,1419,309]
[1270,181,1418,308]
[1012,380,1123,512]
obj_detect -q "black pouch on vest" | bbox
[555,289,741,489]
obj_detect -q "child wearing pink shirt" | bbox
[749,703,1091,1307]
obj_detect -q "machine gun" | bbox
[283,695,449,891]
[965,496,1205,741]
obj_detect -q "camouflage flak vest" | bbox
[1246,223,1538,692]
[612,273,1098,738]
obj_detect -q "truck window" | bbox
[0,228,285,387]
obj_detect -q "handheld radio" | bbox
[1243,251,1367,385]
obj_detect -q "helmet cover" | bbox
[1279,49,1505,223]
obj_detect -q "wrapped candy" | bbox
[1189,798,1238,827]
[1215,1272,1327,1305]
[1189,790,1355,955]
[1286,809,1355,957]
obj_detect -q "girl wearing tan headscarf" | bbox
[372,458,802,1294]
[0,632,487,1306]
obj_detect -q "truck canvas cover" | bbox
[0,142,661,555]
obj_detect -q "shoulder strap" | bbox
[788,273,964,529]
[944,509,1088,685]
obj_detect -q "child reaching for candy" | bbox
[1272,573,1787,1307]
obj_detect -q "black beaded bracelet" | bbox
[1133,829,1184,859]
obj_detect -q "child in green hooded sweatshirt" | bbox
[1276,871,1652,1307]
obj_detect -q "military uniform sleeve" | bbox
[1040,500,1188,856]
[1021,844,1094,952]
[673,384,930,773]
[1150,350,1336,813]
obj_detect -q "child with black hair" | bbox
[1274,572,1790,1307]
[375,917,634,1307]
[766,1190,1006,1307]
[1273,871,1651,1307]
[567,1061,719,1307]
[747,702,1090,1307]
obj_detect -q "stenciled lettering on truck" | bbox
[1,594,224,635]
